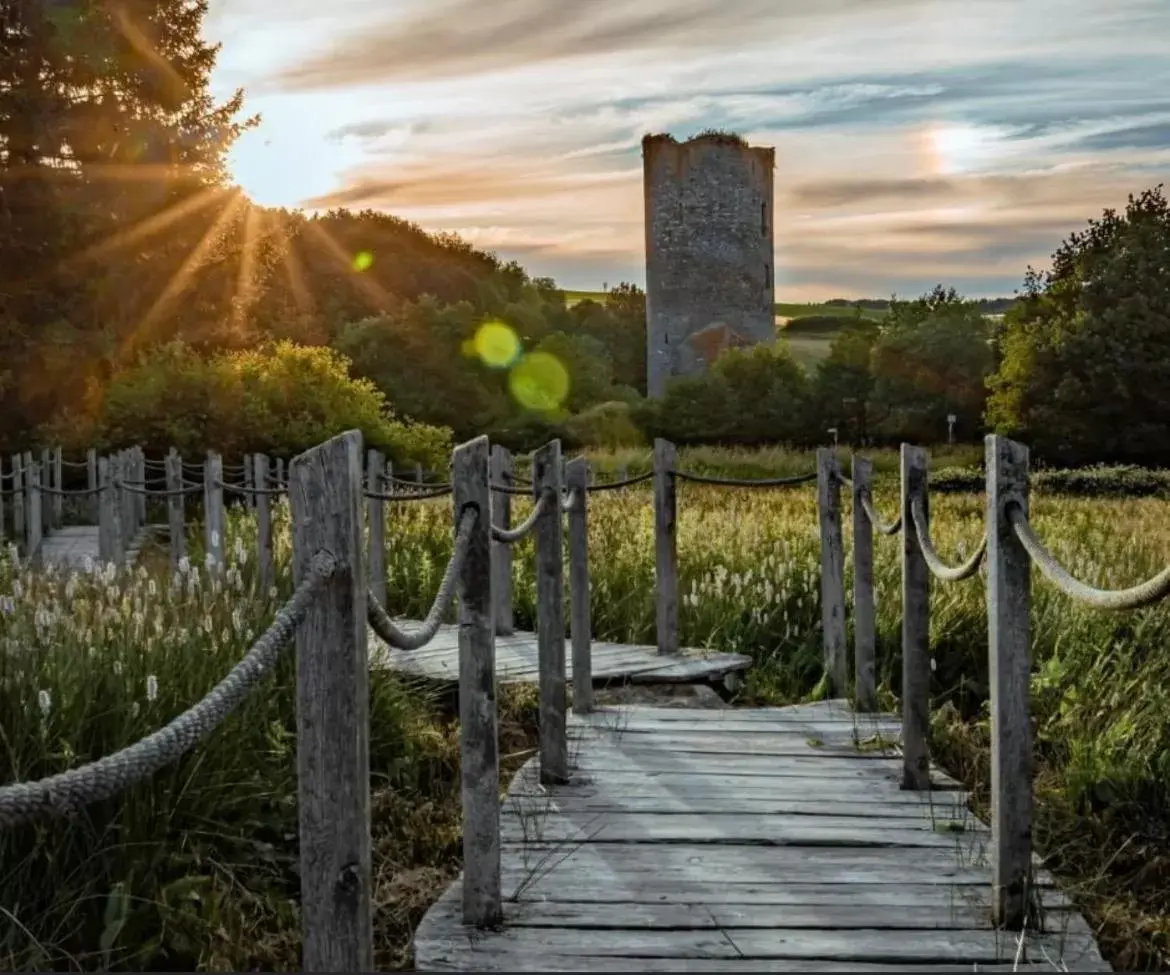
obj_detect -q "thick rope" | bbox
[33,484,108,498]
[387,473,451,491]
[561,488,581,513]
[861,493,902,536]
[492,492,549,543]
[364,486,453,502]
[674,469,817,487]
[0,555,336,829]
[117,480,204,498]
[60,459,92,469]
[909,497,987,582]
[214,480,287,498]
[835,472,854,490]
[490,482,534,496]
[1006,502,1170,610]
[586,471,654,492]
[367,507,477,650]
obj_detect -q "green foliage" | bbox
[62,341,450,466]
[930,463,1170,497]
[563,401,644,449]
[782,314,864,335]
[986,185,1170,466]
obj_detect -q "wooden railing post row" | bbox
[51,446,63,529]
[204,451,225,574]
[900,444,931,790]
[985,434,1033,930]
[166,449,186,569]
[290,430,373,971]
[653,438,678,655]
[99,457,115,564]
[489,444,514,635]
[453,434,502,927]
[255,453,274,593]
[533,438,568,784]
[850,455,877,711]
[565,455,592,714]
[815,448,848,695]
[87,447,98,523]
[11,455,23,551]
[366,448,386,610]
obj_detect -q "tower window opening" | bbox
[760,202,767,236]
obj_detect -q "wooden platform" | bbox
[413,700,1111,972]
[372,624,752,686]
[36,524,148,570]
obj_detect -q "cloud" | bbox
[1074,121,1170,152]
[273,0,920,91]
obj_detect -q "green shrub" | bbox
[563,401,644,449]
[781,314,863,335]
[929,463,1170,497]
[51,341,451,466]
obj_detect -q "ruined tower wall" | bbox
[643,134,776,398]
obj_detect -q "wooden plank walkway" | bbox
[414,700,1111,972]
[37,524,149,570]
[372,624,752,685]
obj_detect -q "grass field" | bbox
[4,443,1167,970]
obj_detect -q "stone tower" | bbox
[643,132,776,398]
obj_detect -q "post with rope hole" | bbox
[87,448,98,523]
[565,455,593,714]
[11,455,23,551]
[454,434,502,927]
[165,449,186,569]
[51,446,63,529]
[204,452,225,575]
[534,438,568,784]
[816,448,847,696]
[900,444,931,790]
[850,454,878,712]
[986,434,1033,930]
[366,448,386,610]
[27,459,42,560]
[255,453,274,594]
[653,438,678,656]
[290,430,373,971]
[489,444,514,635]
[99,457,116,563]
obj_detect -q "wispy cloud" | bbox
[208,0,1170,297]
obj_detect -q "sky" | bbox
[206,0,1170,300]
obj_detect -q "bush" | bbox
[563,401,644,449]
[781,314,862,335]
[929,463,1170,497]
[55,341,451,466]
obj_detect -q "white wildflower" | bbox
[12,579,22,600]
[146,674,158,702]
[113,660,123,676]
[37,689,51,717]
[178,555,190,576]
[147,579,157,598]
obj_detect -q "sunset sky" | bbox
[207,0,1170,300]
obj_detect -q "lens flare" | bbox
[352,250,374,272]
[473,320,521,368]
[509,352,570,411]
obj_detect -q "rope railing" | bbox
[674,469,817,487]
[861,492,902,536]
[215,479,288,498]
[364,485,453,502]
[909,496,987,582]
[491,491,548,543]
[1006,501,1170,610]
[366,507,476,650]
[585,470,654,492]
[117,479,204,498]
[0,554,335,829]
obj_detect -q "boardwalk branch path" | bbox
[414,700,1110,972]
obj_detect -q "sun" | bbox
[227,123,361,210]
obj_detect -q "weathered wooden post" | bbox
[204,452,224,574]
[0,458,5,543]
[51,447,63,529]
[243,458,255,510]
[135,447,146,528]
[533,439,567,784]
[565,456,592,714]
[11,456,23,550]
[87,448,98,523]
[986,434,1033,930]
[851,455,877,712]
[816,448,847,695]
[453,434,501,927]
[165,449,186,569]
[27,461,42,559]
[489,444,514,635]
[39,448,51,534]
[275,457,285,490]
[653,438,678,656]
[116,451,132,551]
[414,462,423,486]
[290,430,372,971]
[99,457,116,564]
[366,448,385,610]
[255,453,273,593]
[900,444,931,790]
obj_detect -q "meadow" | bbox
[1,444,1168,970]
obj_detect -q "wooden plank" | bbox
[501,794,975,819]
[290,430,373,971]
[986,434,1035,930]
[490,444,514,635]
[564,456,592,714]
[900,444,931,790]
[453,434,502,927]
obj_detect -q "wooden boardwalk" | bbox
[414,700,1111,972]
[36,524,149,570]
[374,624,751,686]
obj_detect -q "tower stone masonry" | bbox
[643,132,776,398]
